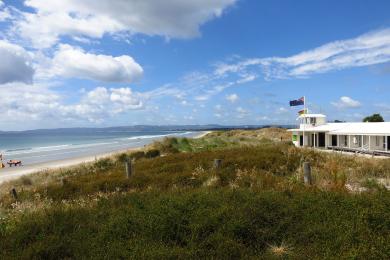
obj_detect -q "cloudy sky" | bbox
[0,0,389,130]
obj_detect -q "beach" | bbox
[0,131,210,184]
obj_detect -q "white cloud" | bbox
[0,40,34,84]
[110,87,143,110]
[215,28,390,79]
[12,0,237,48]
[277,107,288,113]
[61,87,144,121]
[226,93,239,103]
[0,83,144,125]
[180,100,189,106]
[331,96,361,109]
[50,44,143,83]
[0,1,11,21]
[236,106,249,118]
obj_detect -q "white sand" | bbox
[0,148,137,184]
[0,131,210,184]
[193,131,212,139]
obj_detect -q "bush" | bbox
[115,153,129,163]
[152,137,180,154]
[145,149,160,158]
[93,158,114,172]
[19,176,33,186]
[129,151,145,160]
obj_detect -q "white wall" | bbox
[369,136,385,151]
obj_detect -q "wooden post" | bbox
[213,159,222,169]
[125,160,132,178]
[303,162,312,185]
[11,188,18,200]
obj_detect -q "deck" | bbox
[327,146,390,157]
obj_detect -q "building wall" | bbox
[350,135,362,149]
[339,135,349,148]
[369,136,385,151]
[291,131,389,151]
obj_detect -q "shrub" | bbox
[129,151,145,160]
[93,158,114,172]
[152,137,180,154]
[115,153,130,163]
[145,149,160,158]
[19,176,33,186]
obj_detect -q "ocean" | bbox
[0,128,199,165]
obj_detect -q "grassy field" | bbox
[0,128,389,258]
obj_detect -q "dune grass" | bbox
[1,189,389,259]
[0,128,389,258]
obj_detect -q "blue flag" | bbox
[289,97,304,106]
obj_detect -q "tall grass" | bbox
[1,189,389,259]
[0,128,389,258]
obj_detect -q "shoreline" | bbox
[0,131,211,184]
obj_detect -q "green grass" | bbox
[0,129,389,259]
[1,190,389,259]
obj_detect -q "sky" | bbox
[0,0,389,130]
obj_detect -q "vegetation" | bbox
[363,113,385,122]
[0,128,389,258]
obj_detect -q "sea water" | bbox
[0,128,198,165]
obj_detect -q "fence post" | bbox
[213,159,222,169]
[11,188,18,200]
[303,162,312,185]
[125,160,132,178]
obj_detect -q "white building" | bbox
[288,114,390,155]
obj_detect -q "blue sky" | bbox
[0,0,389,130]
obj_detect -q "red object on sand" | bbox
[7,160,22,167]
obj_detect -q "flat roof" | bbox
[289,122,390,135]
[298,114,326,118]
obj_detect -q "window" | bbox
[344,136,348,146]
[331,135,337,146]
[375,136,380,146]
[310,117,316,125]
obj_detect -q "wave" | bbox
[125,131,193,140]
[1,131,194,157]
[4,144,72,156]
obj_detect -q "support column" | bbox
[361,135,364,150]
[368,136,371,151]
[348,135,351,149]
[314,133,316,148]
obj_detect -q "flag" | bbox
[298,109,307,115]
[289,97,304,106]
